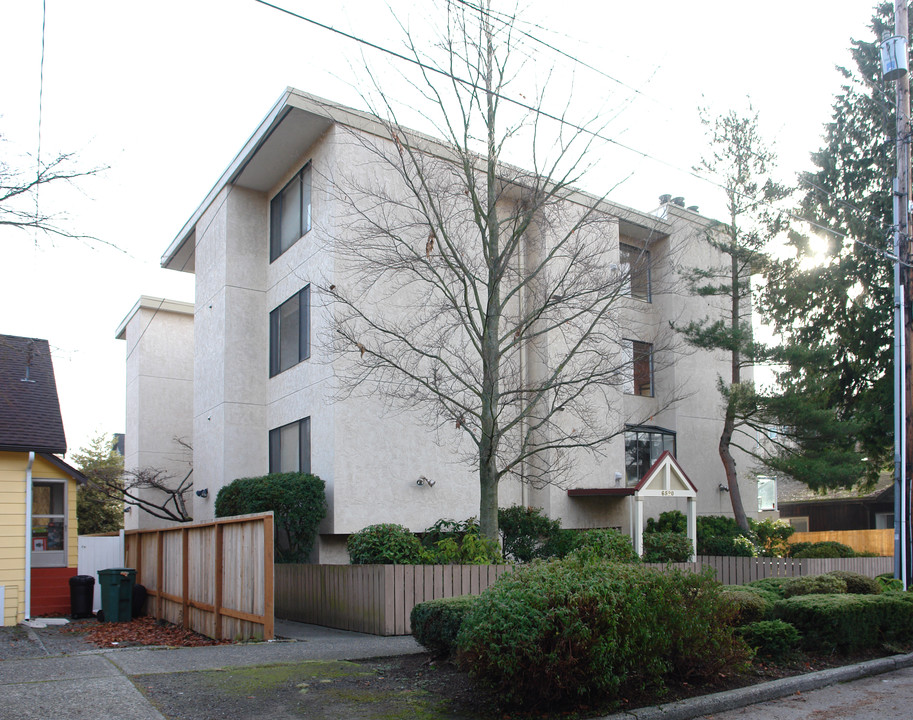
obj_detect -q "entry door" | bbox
[31,480,67,568]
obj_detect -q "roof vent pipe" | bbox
[672,197,685,207]
[659,194,672,204]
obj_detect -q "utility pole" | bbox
[885,0,912,587]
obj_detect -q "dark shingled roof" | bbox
[0,334,67,454]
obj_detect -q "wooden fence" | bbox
[789,529,894,557]
[276,555,893,636]
[276,563,511,635]
[125,513,274,641]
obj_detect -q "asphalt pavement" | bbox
[1,619,912,720]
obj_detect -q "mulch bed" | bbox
[62,616,227,648]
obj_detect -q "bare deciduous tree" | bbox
[325,3,675,540]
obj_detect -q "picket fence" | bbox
[275,555,893,636]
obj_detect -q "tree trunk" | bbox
[720,401,749,531]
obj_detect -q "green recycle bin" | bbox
[97,568,136,622]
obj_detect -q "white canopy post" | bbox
[687,496,697,560]
[634,496,645,556]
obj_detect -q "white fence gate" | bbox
[77,531,125,612]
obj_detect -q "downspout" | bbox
[24,452,34,621]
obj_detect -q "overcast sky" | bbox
[0,0,880,457]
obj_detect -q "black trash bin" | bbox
[97,568,136,622]
[69,575,95,619]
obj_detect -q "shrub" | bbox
[791,541,856,558]
[751,518,794,557]
[721,587,773,624]
[737,620,801,660]
[540,528,584,559]
[825,570,882,595]
[498,506,564,562]
[347,523,429,564]
[782,574,847,598]
[421,517,477,549]
[456,558,749,709]
[411,596,477,657]
[214,472,326,563]
[642,531,693,563]
[432,531,503,564]
[697,515,754,556]
[646,510,687,535]
[569,528,640,563]
[747,577,793,599]
[877,573,904,591]
[773,592,913,652]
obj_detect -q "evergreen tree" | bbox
[72,433,124,534]
[760,3,903,490]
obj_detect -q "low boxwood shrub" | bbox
[347,523,429,564]
[790,541,856,558]
[721,587,773,624]
[646,510,687,534]
[697,515,755,556]
[411,595,477,658]
[642,531,693,563]
[772,592,913,652]
[782,574,847,598]
[569,528,641,563]
[747,577,792,599]
[456,558,749,709]
[737,620,801,660]
[825,570,881,595]
[214,472,326,563]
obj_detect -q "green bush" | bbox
[411,596,477,657]
[642,531,693,563]
[456,558,749,709]
[697,515,755,556]
[498,506,564,562]
[751,518,794,557]
[737,620,801,660]
[570,528,641,563]
[782,574,847,598]
[747,577,792,599]
[646,510,687,535]
[773,592,913,652]
[790,541,856,558]
[347,523,429,564]
[721,587,773,624]
[825,570,882,595]
[540,528,584,559]
[432,531,503,564]
[877,573,905,591]
[214,472,326,563]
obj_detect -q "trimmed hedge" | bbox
[642,531,693,563]
[721,587,773,624]
[569,528,641,564]
[737,620,801,660]
[214,472,326,562]
[789,540,856,558]
[410,595,477,658]
[825,570,882,595]
[782,574,847,598]
[746,577,792,599]
[772,592,913,652]
[456,558,749,709]
[347,523,429,564]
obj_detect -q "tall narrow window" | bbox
[619,243,651,301]
[270,163,312,261]
[622,340,653,397]
[31,480,66,567]
[624,426,675,485]
[269,417,311,474]
[270,285,310,376]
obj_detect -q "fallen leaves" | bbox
[63,616,226,648]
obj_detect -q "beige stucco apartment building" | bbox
[117,89,761,561]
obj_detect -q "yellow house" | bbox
[0,335,85,626]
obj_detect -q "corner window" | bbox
[624,426,675,485]
[32,480,66,567]
[270,164,312,262]
[623,340,653,397]
[620,243,651,301]
[270,285,310,376]
[269,417,311,474]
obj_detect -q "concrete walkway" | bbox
[2,619,912,720]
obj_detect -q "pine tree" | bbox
[72,434,124,535]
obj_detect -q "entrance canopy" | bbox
[568,451,697,558]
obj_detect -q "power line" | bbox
[34,0,47,240]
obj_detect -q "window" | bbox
[787,516,809,533]
[270,164,312,262]
[270,285,310,376]
[269,417,311,474]
[624,426,675,485]
[757,476,777,511]
[619,243,651,301]
[622,340,653,397]
[32,480,66,567]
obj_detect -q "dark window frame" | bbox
[269,417,311,474]
[270,163,312,262]
[624,425,676,486]
[619,242,651,302]
[269,285,310,377]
